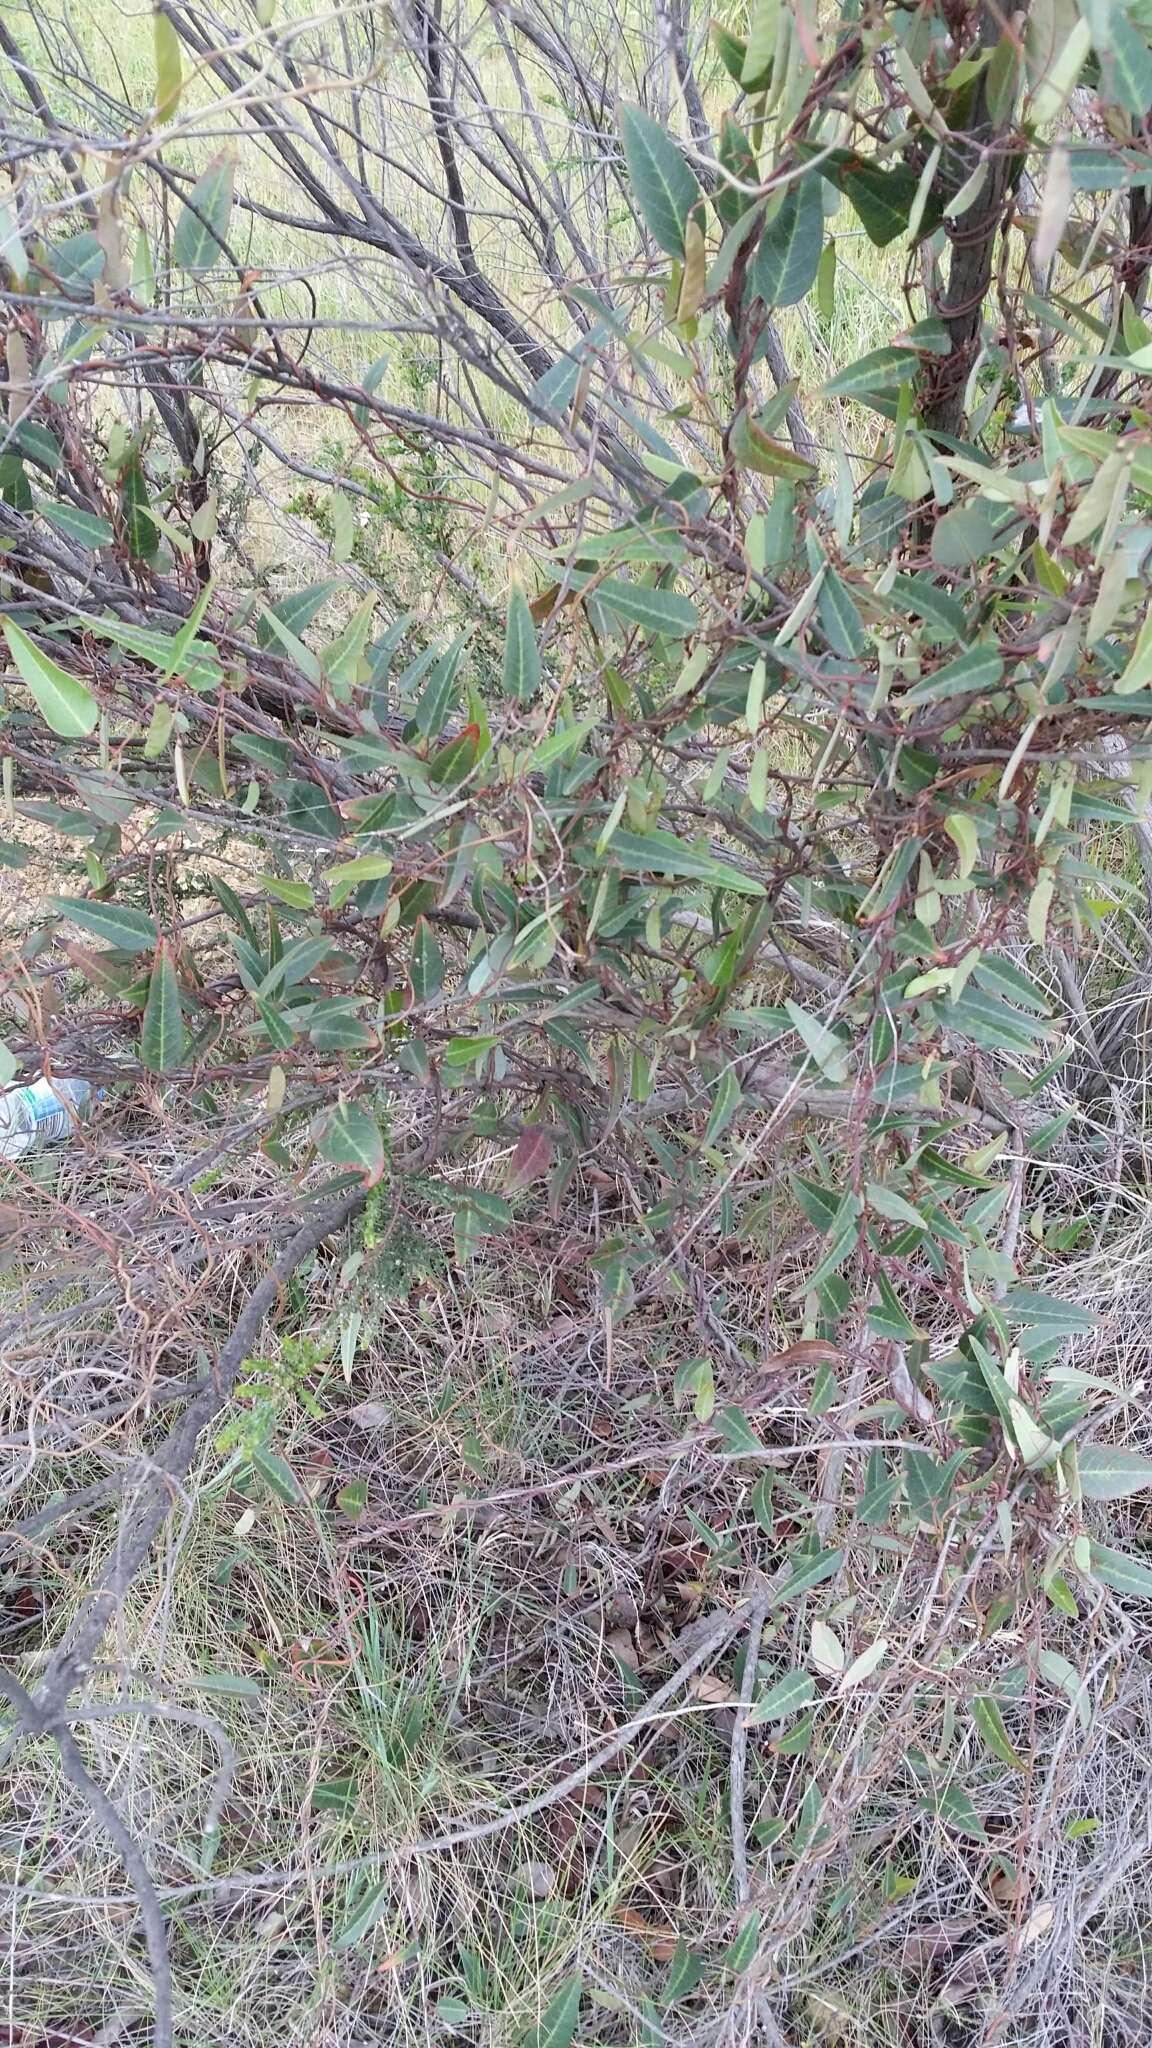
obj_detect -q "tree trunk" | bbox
[922,14,1023,440]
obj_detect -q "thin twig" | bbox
[63,1699,238,1843]
[0,1669,173,2048]
[0,1189,364,2048]
[28,1189,363,1697]
[730,1590,770,1907]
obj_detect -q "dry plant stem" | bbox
[64,1699,238,1840]
[0,1669,174,2048]
[27,1187,364,1695]
[0,1188,364,2048]
[345,1430,920,1549]
[730,1591,770,1908]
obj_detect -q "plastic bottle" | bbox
[0,1077,93,1161]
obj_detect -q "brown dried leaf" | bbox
[95,161,127,295]
[898,1916,976,1968]
[614,1906,680,1959]
[989,1863,1027,1906]
[505,1122,554,1190]
[529,582,571,627]
[688,1671,736,1704]
[348,1400,394,1430]
[759,1340,844,1374]
[5,331,31,423]
[1020,1900,1055,1947]
[938,1943,997,2005]
[61,942,136,995]
[889,1346,934,1426]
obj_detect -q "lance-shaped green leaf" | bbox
[604,827,765,895]
[316,1100,387,1186]
[409,918,444,1003]
[805,147,945,247]
[619,104,700,258]
[153,6,182,123]
[1089,1541,1152,1598]
[322,596,377,694]
[747,174,824,310]
[593,579,698,636]
[773,1546,844,1602]
[521,1974,583,2048]
[2,617,99,737]
[901,644,1005,709]
[785,999,851,1082]
[1100,11,1152,120]
[121,458,158,563]
[48,896,159,952]
[503,582,542,701]
[969,1695,1026,1771]
[743,1668,816,1725]
[40,502,114,550]
[333,1879,391,1952]
[140,941,185,1072]
[172,151,236,274]
[715,114,759,230]
[256,580,341,649]
[1078,1446,1152,1501]
[823,346,920,400]
[730,407,817,480]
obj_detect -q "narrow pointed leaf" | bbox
[121,458,158,563]
[316,1100,386,1186]
[409,918,444,1003]
[333,1879,391,1951]
[256,580,341,649]
[252,1445,304,1503]
[823,346,920,399]
[1078,1446,1152,1501]
[172,152,235,274]
[773,1546,843,1603]
[1089,1541,1152,1598]
[969,1694,1026,1771]
[785,1000,851,1082]
[743,1668,816,1725]
[48,896,159,952]
[153,7,183,122]
[2,617,98,737]
[40,502,114,549]
[901,644,1005,708]
[521,1973,582,2048]
[503,584,542,701]
[748,175,824,310]
[605,827,764,895]
[140,942,185,1072]
[620,105,700,258]
[594,579,697,636]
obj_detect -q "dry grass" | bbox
[4,1091,1152,2047]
